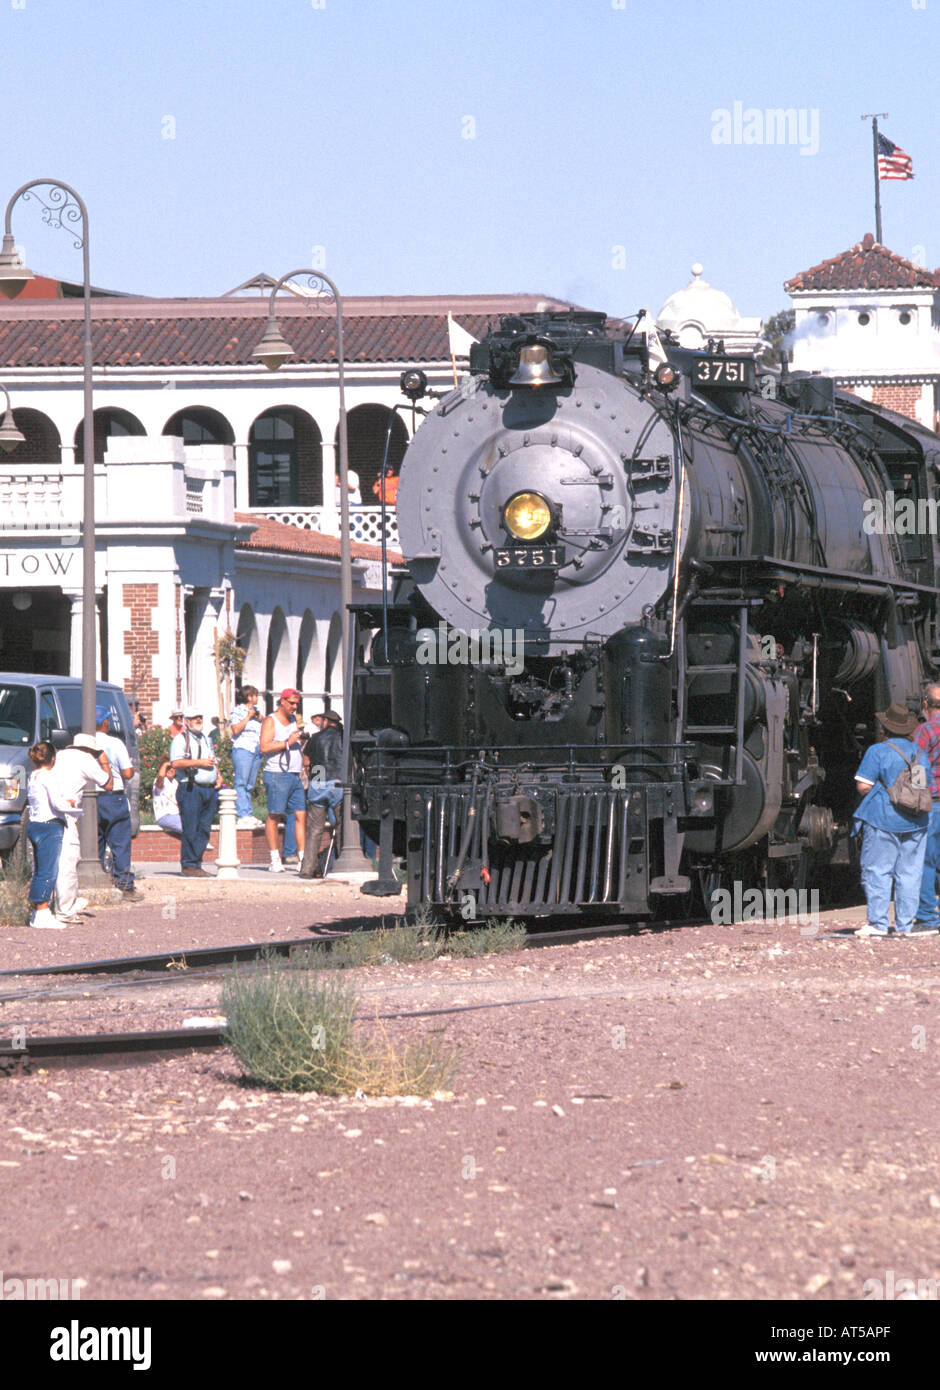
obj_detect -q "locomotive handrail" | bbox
[724,555,940,597]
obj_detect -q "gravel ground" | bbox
[0,872,405,975]
[1,896,939,1302]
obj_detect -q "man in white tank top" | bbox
[260,688,307,872]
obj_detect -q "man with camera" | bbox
[169,707,222,877]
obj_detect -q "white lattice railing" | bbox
[0,470,67,529]
[262,505,399,548]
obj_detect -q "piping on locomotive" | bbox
[348,310,940,917]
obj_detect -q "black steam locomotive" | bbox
[349,310,940,918]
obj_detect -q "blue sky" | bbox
[1,0,936,324]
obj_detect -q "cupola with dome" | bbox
[656,264,763,355]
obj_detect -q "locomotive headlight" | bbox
[400,368,429,401]
[503,492,553,541]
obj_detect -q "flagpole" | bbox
[861,112,889,244]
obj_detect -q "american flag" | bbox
[877,132,914,180]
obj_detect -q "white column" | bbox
[234,442,250,512]
[321,437,340,535]
[66,591,83,678]
[64,590,102,680]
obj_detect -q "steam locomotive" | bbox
[349,310,940,918]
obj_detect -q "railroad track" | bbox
[0,915,706,1008]
[0,981,682,1073]
[0,908,872,1072]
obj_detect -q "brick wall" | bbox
[133,825,274,865]
[123,583,160,721]
[871,383,923,421]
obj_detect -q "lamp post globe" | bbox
[251,320,295,371]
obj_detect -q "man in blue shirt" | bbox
[95,704,142,903]
[854,701,931,937]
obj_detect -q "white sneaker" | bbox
[31,908,67,930]
[856,923,889,937]
[236,817,258,829]
[269,859,284,873]
[72,897,89,914]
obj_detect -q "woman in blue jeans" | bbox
[230,685,263,827]
[26,742,77,930]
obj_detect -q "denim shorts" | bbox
[262,769,306,815]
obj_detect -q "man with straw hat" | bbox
[853,702,931,937]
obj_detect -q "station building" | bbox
[785,233,940,430]
[0,281,572,723]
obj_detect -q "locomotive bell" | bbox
[508,344,563,387]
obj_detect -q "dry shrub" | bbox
[222,958,455,1096]
[289,916,525,973]
[0,856,30,927]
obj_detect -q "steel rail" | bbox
[1,916,884,1073]
[0,925,374,979]
[0,914,706,989]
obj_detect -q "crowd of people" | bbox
[27,680,940,935]
[21,687,346,928]
[25,705,143,930]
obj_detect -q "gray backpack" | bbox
[884,741,932,816]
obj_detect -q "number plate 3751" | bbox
[495,546,565,569]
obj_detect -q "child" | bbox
[153,759,183,837]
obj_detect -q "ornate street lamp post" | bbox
[0,180,106,883]
[252,269,372,874]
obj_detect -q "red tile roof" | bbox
[235,512,402,565]
[785,234,939,293]
[0,292,578,369]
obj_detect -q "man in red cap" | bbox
[259,689,307,872]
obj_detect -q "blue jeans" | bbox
[177,782,217,869]
[307,781,344,818]
[97,790,135,892]
[283,810,298,858]
[27,819,65,904]
[262,770,306,815]
[916,802,940,926]
[860,823,928,933]
[232,746,261,819]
